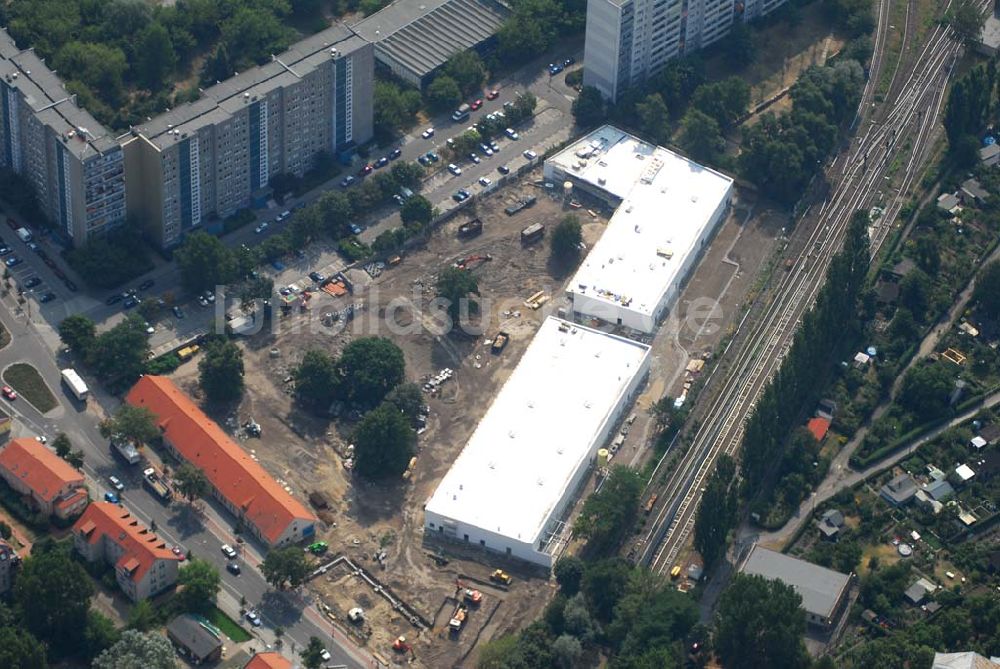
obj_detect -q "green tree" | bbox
[175,231,237,294]
[94,629,176,669]
[554,556,585,596]
[692,77,751,127]
[84,610,121,662]
[301,637,327,669]
[724,21,757,64]
[261,546,311,589]
[636,93,670,145]
[53,433,72,459]
[86,314,151,386]
[198,339,244,404]
[715,574,809,669]
[134,22,176,90]
[573,465,643,555]
[373,80,421,138]
[294,350,339,412]
[426,75,463,113]
[238,275,274,309]
[54,42,128,106]
[176,559,220,615]
[0,623,47,668]
[572,86,606,127]
[173,462,211,504]
[581,557,632,622]
[974,259,1000,318]
[946,0,986,49]
[899,268,931,321]
[384,382,424,421]
[694,453,737,568]
[58,314,96,354]
[101,404,160,445]
[219,7,294,70]
[353,403,417,480]
[898,363,954,417]
[14,545,94,657]
[401,195,434,228]
[436,266,480,326]
[337,337,406,410]
[125,599,157,632]
[550,215,583,267]
[678,108,723,162]
[552,634,583,668]
[66,450,85,470]
[444,50,486,95]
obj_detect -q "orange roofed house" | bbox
[126,376,317,546]
[73,501,181,601]
[0,438,88,519]
[245,651,293,669]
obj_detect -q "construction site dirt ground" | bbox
[168,169,789,667]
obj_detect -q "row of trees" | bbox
[495,0,585,67]
[943,60,997,167]
[58,313,151,392]
[741,211,870,505]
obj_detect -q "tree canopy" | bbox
[177,559,221,615]
[436,266,480,327]
[262,546,311,589]
[336,337,406,410]
[58,314,96,354]
[715,573,809,669]
[550,215,583,268]
[898,363,954,417]
[573,465,643,555]
[100,404,160,445]
[85,314,151,388]
[693,453,737,568]
[173,462,211,503]
[352,403,417,480]
[93,629,177,669]
[294,349,340,413]
[176,231,237,294]
[14,544,94,657]
[572,86,607,127]
[198,338,245,404]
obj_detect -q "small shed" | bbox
[904,577,937,605]
[923,479,954,502]
[167,615,223,665]
[880,473,917,507]
[981,143,1000,166]
[970,435,988,450]
[936,192,961,214]
[954,463,976,484]
[960,178,990,205]
[807,417,831,442]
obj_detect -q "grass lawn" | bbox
[0,322,9,349]
[3,363,57,413]
[206,606,252,642]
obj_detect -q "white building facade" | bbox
[544,125,733,333]
[424,317,651,567]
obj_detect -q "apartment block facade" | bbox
[583,0,786,100]
[123,25,373,249]
[0,31,126,245]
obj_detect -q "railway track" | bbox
[634,0,973,574]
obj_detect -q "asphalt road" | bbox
[0,298,370,668]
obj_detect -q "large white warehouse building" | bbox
[424,317,650,567]
[544,125,734,333]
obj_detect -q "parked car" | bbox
[349,223,363,235]
[254,222,268,234]
[38,292,56,303]
[490,140,500,152]
[426,151,440,162]
[418,154,431,166]
[469,153,480,164]
[103,492,120,504]
[523,149,537,160]
[486,89,500,100]
[1,385,16,400]
[309,271,326,283]
[374,156,389,168]
[389,148,402,159]
[320,649,331,662]
[63,279,77,292]
[453,189,471,202]
[448,163,462,176]
[105,294,122,306]
[172,305,185,319]
[480,143,493,156]
[245,609,261,626]
[23,276,40,288]
[548,62,564,75]
[505,128,519,140]
[123,296,139,309]
[227,562,241,575]
[4,256,21,267]
[26,242,39,252]
[470,98,483,110]
[109,476,125,491]
[564,56,576,66]
[144,322,155,335]
[221,544,237,559]
[421,127,435,139]
[0,246,11,256]
[172,546,186,561]
[479,176,492,187]
[276,210,291,222]
[340,175,356,188]
[498,164,510,175]
[138,279,155,291]
[358,164,374,176]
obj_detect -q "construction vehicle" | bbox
[520,222,545,245]
[388,254,402,266]
[111,436,141,465]
[142,467,173,503]
[670,565,682,580]
[392,636,412,653]
[491,331,509,354]
[449,604,468,633]
[523,290,549,310]
[458,218,483,238]
[177,344,200,362]
[307,541,329,555]
[644,494,658,514]
[454,253,492,271]
[463,588,483,605]
[490,569,512,586]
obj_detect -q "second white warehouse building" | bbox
[424,317,650,567]
[544,125,734,333]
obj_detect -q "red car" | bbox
[2,385,16,401]
[470,99,483,110]
[486,89,499,100]
[358,164,374,177]
[171,546,186,561]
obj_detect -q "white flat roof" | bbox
[425,317,649,548]
[549,125,733,318]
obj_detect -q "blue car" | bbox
[349,224,362,235]
[104,492,120,504]
[4,256,21,267]
[271,260,285,271]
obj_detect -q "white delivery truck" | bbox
[16,227,32,243]
[60,368,89,400]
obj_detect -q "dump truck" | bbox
[142,467,172,503]
[463,588,483,605]
[177,344,200,361]
[491,331,509,354]
[520,223,545,245]
[449,604,468,633]
[458,218,483,238]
